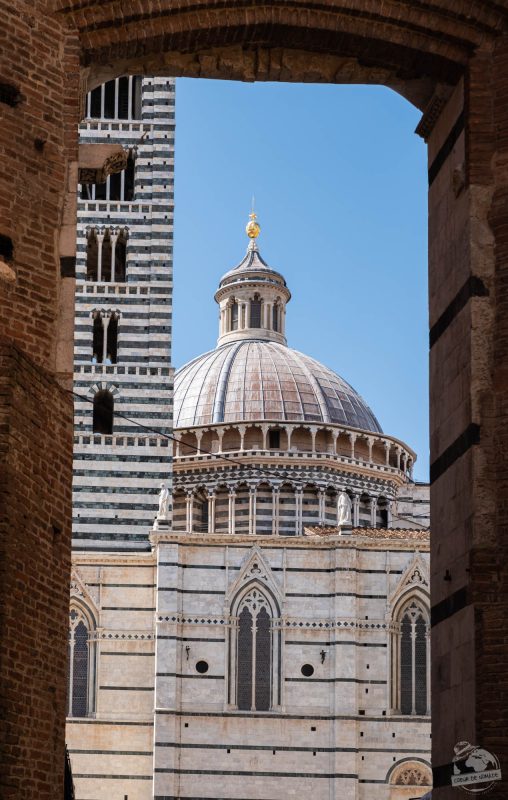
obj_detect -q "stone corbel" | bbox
[78,143,128,185]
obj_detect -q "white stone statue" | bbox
[337,491,352,526]
[157,482,170,520]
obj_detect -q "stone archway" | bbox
[2,2,508,798]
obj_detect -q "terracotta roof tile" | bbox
[305,526,429,541]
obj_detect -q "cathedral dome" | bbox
[174,215,382,434]
[174,340,382,432]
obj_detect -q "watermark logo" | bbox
[452,741,501,794]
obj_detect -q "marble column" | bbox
[229,490,236,535]
[207,492,216,534]
[272,487,280,536]
[248,487,257,535]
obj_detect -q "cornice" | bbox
[149,530,429,552]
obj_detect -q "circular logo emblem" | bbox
[451,741,502,794]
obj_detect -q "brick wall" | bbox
[0,343,73,798]
[0,1,78,796]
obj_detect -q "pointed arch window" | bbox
[86,228,127,283]
[229,584,280,711]
[391,595,430,716]
[68,604,96,718]
[91,311,119,364]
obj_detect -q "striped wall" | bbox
[72,77,175,551]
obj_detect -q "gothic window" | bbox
[250,295,262,328]
[68,605,96,718]
[86,76,142,121]
[123,150,135,201]
[93,389,114,435]
[114,231,127,282]
[106,313,118,363]
[92,312,119,364]
[92,312,104,363]
[86,229,98,281]
[86,228,127,283]
[230,585,280,711]
[101,231,112,281]
[392,596,429,715]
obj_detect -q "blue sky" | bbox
[172,79,429,481]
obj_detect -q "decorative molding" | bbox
[389,553,430,609]
[70,567,99,612]
[156,613,388,630]
[225,546,282,604]
[150,530,429,552]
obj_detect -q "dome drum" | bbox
[171,474,395,536]
[174,419,414,480]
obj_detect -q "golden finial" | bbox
[246,198,260,239]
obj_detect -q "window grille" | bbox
[68,606,95,718]
[233,586,279,711]
[237,607,253,710]
[400,613,413,715]
[86,76,142,121]
[415,615,427,715]
[81,150,136,203]
[394,597,429,716]
[255,607,271,711]
[72,622,89,717]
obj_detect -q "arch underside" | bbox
[55,1,508,109]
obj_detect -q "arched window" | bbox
[101,231,112,281]
[113,230,127,282]
[106,312,118,364]
[86,229,98,281]
[86,228,127,283]
[392,595,430,716]
[93,389,114,435]
[92,312,119,364]
[230,301,239,331]
[123,150,135,201]
[229,585,280,711]
[92,311,104,363]
[68,604,96,718]
[250,294,262,328]
[272,303,279,332]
